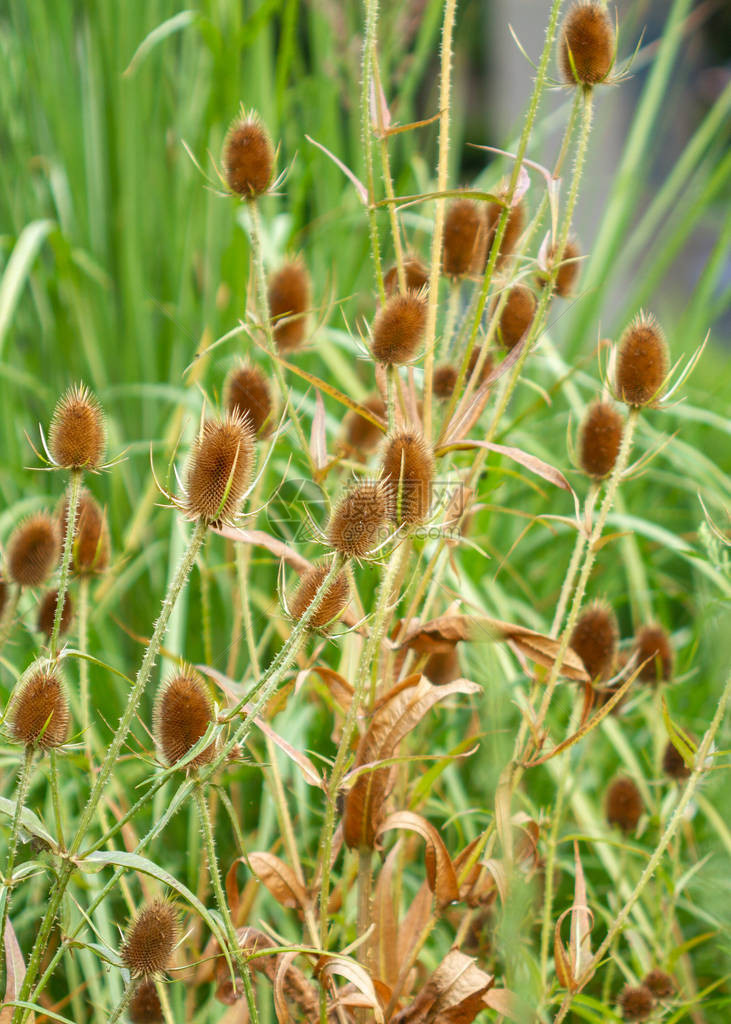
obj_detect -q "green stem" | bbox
[361,0,385,300]
[550,484,597,637]
[48,750,65,852]
[78,577,92,767]
[372,44,404,292]
[0,746,34,986]
[107,984,133,1024]
[51,469,82,658]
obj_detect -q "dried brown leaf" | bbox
[393,948,493,1023]
[377,811,459,908]
[368,843,401,989]
[246,852,310,912]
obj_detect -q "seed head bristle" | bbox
[225,362,273,437]
[618,984,654,1022]
[570,601,618,681]
[344,395,386,455]
[559,2,615,85]
[121,898,179,977]
[222,115,274,199]
[498,285,536,350]
[442,199,486,277]
[662,738,691,780]
[327,482,388,559]
[48,383,106,471]
[579,400,624,479]
[424,645,461,685]
[643,969,674,1000]
[371,292,426,366]
[606,776,643,834]
[37,589,74,639]
[154,670,216,768]
[268,260,310,351]
[485,199,525,266]
[433,364,458,399]
[184,412,255,525]
[59,489,110,575]
[616,313,669,407]
[7,512,60,588]
[634,624,673,684]
[289,563,350,628]
[10,667,69,750]
[384,257,429,295]
[381,431,434,526]
[128,979,163,1023]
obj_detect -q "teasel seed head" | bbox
[442,199,486,277]
[618,984,654,1022]
[327,481,388,559]
[371,292,427,366]
[579,400,624,479]
[344,395,386,455]
[498,285,536,350]
[485,198,525,266]
[184,412,255,526]
[121,898,179,977]
[268,259,310,352]
[662,738,692,780]
[225,362,273,437]
[37,588,74,639]
[643,969,674,1000]
[384,257,429,295]
[7,512,61,587]
[541,240,581,297]
[381,431,434,526]
[222,115,274,199]
[59,489,110,575]
[47,383,106,471]
[128,979,163,1023]
[289,562,350,628]
[616,313,669,407]
[634,624,673,684]
[606,776,643,834]
[154,670,216,769]
[570,600,618,681]
[559,3,615,86]
[433,364,458,399]
[9,666,70,750]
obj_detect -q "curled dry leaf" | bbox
[367,842,401,989]
[245,852,310,913]
[376,810,459,908]
[315,955,385,1022]
[392,948,493,1023]
[554,842,595,992]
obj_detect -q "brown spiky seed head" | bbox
[268,260,310,351]
[128,979,163,1023]
[10,667,69,749]
[48,384,106,470]
[433,364,458,399]
[606,776,643,834]
[222,116,274,199]
[184,412,255,525]
[37,589,73,639]
[616,314,669,407]
[154,671,216,768]
[7,513,60,587]
[662,738,691,780]
[544,240,581,297]
[560,3,615,85]
[618,984,654,1022]
[499,285,536,350]
[289,563,350,628]
[371,292,426,366]
[59,489,110,575]
[442,199,486,277]
[327,482,387,559]
[643,969,674,1000]
[384,257,429,296]
[634,624,673,684]
[570,601,618,681]
[225,363,273,436]
[381,431,434,525]
[485,199,525,266]
[121,899,179,977]
[579,400,624,479]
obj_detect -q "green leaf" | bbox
[0,219,55,357]
[0,796,58,853]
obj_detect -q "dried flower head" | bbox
[570,601,618,681]
[559,3,615,85]
[154,671,216,769]
[371,292,426,366]
[616,313,669,407]
[289,563,350,628]
[499,285,536,350]
[48,383,106,470]
[579,400,624,479]
[485,199,525,266]
[384,257,429,295]
[184,412,255,525]
[225,363,273,436]
[618,984,654,1022]
[541,240,581,297]
[268,260,310,351]
[7,513,60,587]
[433,364,458,399]
[634,624,673,684]
[222,115,274,199]
[606,776,643,834]
[9,667,69,749]
[442,199,485,277]
[424,645,461,686]
[37,588,73,639]
[643,969,674,1000]
[327,482,387,559]
[121,899,179,977]
[662,738,692,780]
[381,431,434,526]
[128,979,163,1024]
[344,395,386,454]
[59,489,110,575]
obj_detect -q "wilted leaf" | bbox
[310,390,328,473]
[553,844,594,993]
[393,948,493,1023]
[316,955,385,1022]
[483,987,532,1021]
[377,811,459,908]
[245,852,310,913]
[2,919,29,1024]
[213,526,311,573]
[368,843,401,988]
